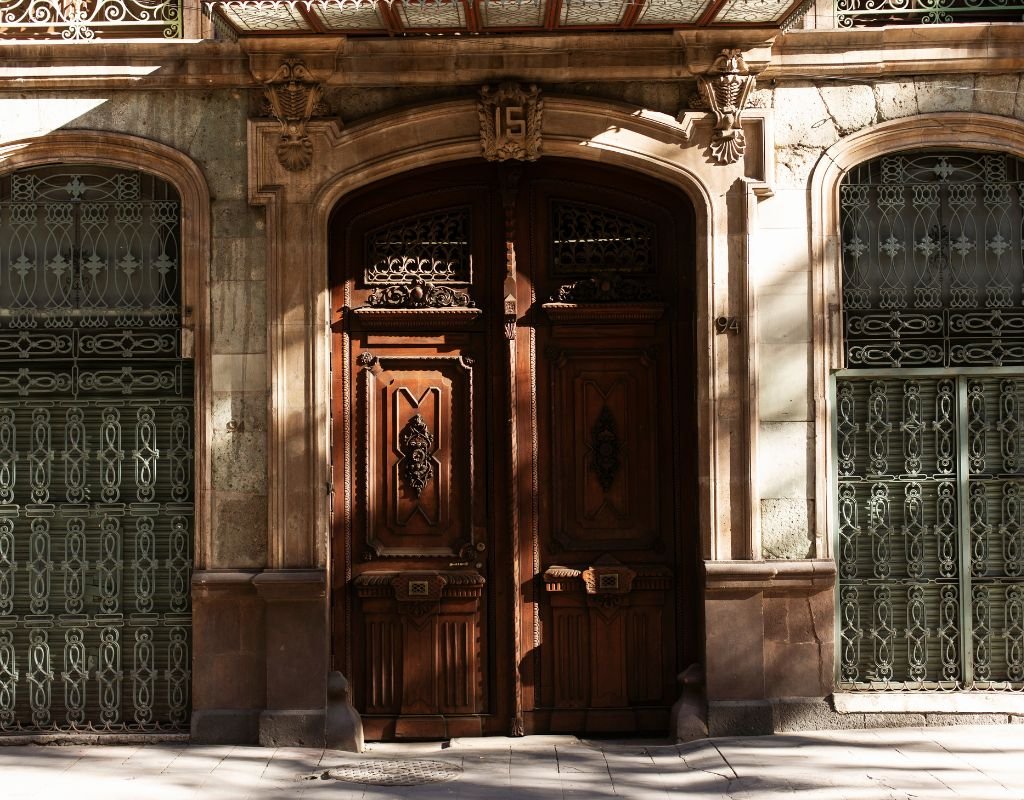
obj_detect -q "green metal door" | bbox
[0,166,192,732]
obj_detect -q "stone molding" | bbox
[2,25,1023,90]
[807,113,1024,562]
[247,92,762,572]
[704,559,837,593]
[252,569,327,601]
[0,130,214,569]
[192,570,261,595]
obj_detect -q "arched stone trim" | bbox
[249,95,762,576]
[0,131,213,568]
[808,112,1024,558]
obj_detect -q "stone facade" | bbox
[1,21,1023,744]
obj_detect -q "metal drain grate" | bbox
[320,759,463,786]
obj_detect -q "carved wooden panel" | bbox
[354,571,485,725]
[542,560,674,728]
[361,352,475,557]
[548,346,661,551]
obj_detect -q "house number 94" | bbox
[715,316,740,334]
[497,105,526,140]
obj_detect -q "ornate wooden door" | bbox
[330,161,696,739]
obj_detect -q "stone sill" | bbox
[704,559,836,592]
[834,692,1024,714]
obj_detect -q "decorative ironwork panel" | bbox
[1,1,183,40]
[550,200,655,275]
[0,165,192,734]
[837,375,1024,690]
[837,0,1024,27]
[841,153,1024,369]
[364,207,471,286]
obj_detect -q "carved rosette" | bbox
[365,277,475,309]
[262,58,331,172]
[399,414,435,497]
[690,48,756,166]
[553,275,655,303]
[479,82,543,162]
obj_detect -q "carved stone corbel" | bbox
[262,58,332,172]
[479,82,543,162]
[687,48,757,166]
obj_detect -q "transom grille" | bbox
[841,152,1024,369]
[551,200,655,275]
[364,207,471,286]
[0,166,192,733]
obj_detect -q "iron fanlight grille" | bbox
[0,166,193,733]
[836,151,1024,692]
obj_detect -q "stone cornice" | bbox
[0,24,1019,90]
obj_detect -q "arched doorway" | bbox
[329,159,699,739]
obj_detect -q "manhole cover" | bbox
[321,759,463,786]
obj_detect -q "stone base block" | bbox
[707,700,773,736]
[711,698,1022,736]
[191,709,261,744]
[259,709,326,748]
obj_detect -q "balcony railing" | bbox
[837,0,1024,26]
[0,0,184,39]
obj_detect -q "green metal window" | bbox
[0,166,193,732]
[836,152,1024,691]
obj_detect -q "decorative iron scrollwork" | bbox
[366,208,471,285]
[551,200,655,274]
[399,414,435,497]
[553,275,655,303]
[589,405,620,492]
[366,278,475,309]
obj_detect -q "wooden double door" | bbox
[330,160,698,739]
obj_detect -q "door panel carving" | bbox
[549,347,661,551]
[360,351,476,558]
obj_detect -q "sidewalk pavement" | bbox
[2,724,1023,799]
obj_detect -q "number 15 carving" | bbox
[497,105,526,140]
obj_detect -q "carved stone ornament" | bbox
[366,277,475,309]
[399,414,435,497]
[552,275,655,303]
[262,58,331,172]
[478,81,543,162]
[689,48,756,166]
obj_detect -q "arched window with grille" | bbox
[835,151,1024,690]
[0,165,193,733]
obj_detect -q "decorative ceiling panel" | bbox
[209,0,798,34]
[559,0,628,25]
[312,1,388,28]
[713,0,794,22]
[636,0,710,24]
[217,1,313,31]
[479,0,547,27]
[396,0,467,27]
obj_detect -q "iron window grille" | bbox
[835,151,1024,691]
[0,165,193,733]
